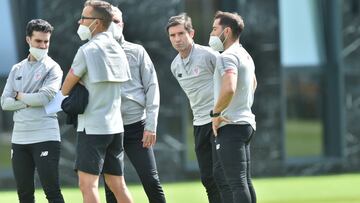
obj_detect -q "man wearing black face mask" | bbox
[61,1,133,203]
[1,19,65,203]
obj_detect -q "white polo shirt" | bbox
[171,43,219,126]
[214,43,256,130]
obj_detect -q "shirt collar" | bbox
[181,43,195,66]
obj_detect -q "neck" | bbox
[92,26,106,38]
[224,37,239,50]
[92,30,102,38]
[28,54,36,62]
[179,43,193,59]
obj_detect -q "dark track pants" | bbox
[215,124,256,203]
[12,141,65,203]
[105,120,166,203]
[194,123,232,203]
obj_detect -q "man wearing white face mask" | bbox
[104,6,166,203]
[209,11,257,203]
[1,19,65,203]
[166,13,233,203]
[209,29,229,52]
[61,1,133,203]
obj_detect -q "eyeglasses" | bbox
[80,15,103,21]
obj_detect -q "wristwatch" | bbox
[210,110,221,118]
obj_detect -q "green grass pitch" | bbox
[0,173,359,203]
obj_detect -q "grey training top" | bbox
[1,56,62,144]
[171,43,219,126]
[214,43,256,130]
[119,38,160,132]
[72,32,130,135]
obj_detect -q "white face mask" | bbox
[29,46,48,61]
[208,29,227,52]
[77,20,97,41]
[108,22,123,41]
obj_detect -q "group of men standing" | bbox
[0,0,257,203]
[167,12,257,203]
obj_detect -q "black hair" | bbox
[26,19,53,37]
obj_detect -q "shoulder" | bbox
[219,45,243,69]
[12,58,27,70]
[170,55,182,75]
[123,40,144,50]
[79,37,103,53]
[194,44,219,57]
[7,59,25,76]
[123,41,146,56]
[220,52,237,65]
[44,56,59,66]
[40,57,62,75]
[170,54,181,68]
[222,45,239,60]
[79,40,92,50]
[73,47,86,62]
[44,56,61,69]
[77,42,93,59]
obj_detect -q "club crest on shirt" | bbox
[193,67,200,76]
[34,72,42,81]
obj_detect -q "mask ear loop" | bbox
[221,27,230,45]
[218,29,225,39]
[26,36,36,50]
[88,19,98,34]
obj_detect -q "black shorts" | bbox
[75,131,124,176]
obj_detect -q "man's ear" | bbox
[224,27,233,39]
[190,29,195,39]
[225,27,231,36]
[100,20,108,31]
[26,36,30,45]
[94,19,99,27]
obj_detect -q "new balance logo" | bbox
[40,151,48,157]
[216,144,220,150]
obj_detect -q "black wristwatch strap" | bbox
[210,110,221,118]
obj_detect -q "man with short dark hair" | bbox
[61,1,133,203]
[166,13,232,203]
[1,19,65,203]
[209,11,257,203]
